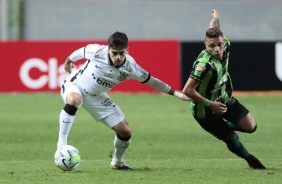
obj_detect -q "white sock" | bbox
[111,135,131,165]
[57,109,75,149]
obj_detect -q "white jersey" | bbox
[65,44,169,96]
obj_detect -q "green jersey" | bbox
[189,37,233,118]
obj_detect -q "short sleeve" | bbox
[189,60,210,82]
[126,55,150,82]
[84,44,101,60]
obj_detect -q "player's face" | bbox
[108,48,128,67]
[205,36,225,60]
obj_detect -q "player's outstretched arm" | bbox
[145,76,190,101]
[167,88,191,101]
[209,9,220,29]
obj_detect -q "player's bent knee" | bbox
[247,124,257,133]
[113,126,131,138]
[113,120,132,138]
[117,130,131,141]
[119,127,132,138]
[66,98,82,107]
[66,93,82,107]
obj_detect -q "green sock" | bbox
[224,132,250,160]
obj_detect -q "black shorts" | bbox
[193,97,249,140]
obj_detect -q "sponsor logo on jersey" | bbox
[96,78,114,88]
[101,98,115,107]
[92,73,115,88]
[195,64,205,73]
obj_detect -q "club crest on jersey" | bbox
[118,72,128,81]
[195,64,206,73]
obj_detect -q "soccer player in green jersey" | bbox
[182,9,266,169]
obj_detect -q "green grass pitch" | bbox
[0,93,281,184]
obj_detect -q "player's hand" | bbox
[64,57,73,74]
[209,101,227,115]
[64,62,73,74]
[211,9,220,19]
[181,94,192,101]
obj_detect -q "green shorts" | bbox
[193,97,249,140]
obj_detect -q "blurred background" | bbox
[1,0,282,92]
[1,0,282,41]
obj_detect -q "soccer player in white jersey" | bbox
[57,31,190,170]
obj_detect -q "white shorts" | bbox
[61,82,125,128]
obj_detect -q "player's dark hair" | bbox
[108,31,128,49]
[205,28,223,38]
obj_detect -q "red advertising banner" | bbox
[0,40,180,92]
